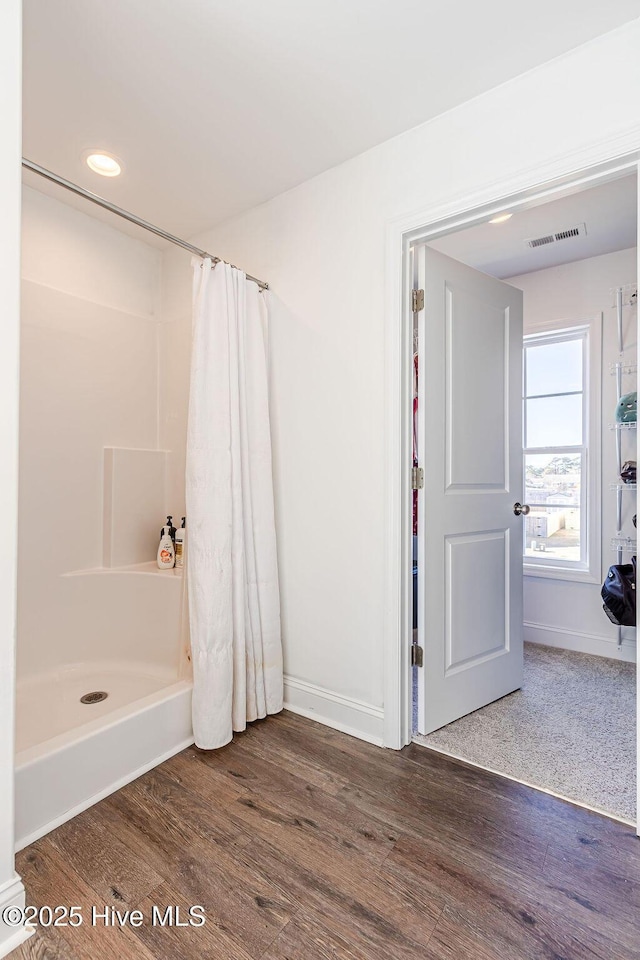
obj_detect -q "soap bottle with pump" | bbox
[174,517,186,569]
[157,516,176,569]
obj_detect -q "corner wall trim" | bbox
[524,621,636,662]
[0,875,33,956]
[283,675,384,746]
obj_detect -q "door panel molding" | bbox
[445,284,508,490]
[444,528,510,676]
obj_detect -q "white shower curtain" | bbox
[186,258,283,749]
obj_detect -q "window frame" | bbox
[523,317,602,584]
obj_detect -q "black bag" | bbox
[621,460,637,484]
[602,557,636,626]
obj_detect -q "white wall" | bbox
[0,3,30,954]
[508,248,637,661]
[18,187,184,683]
[160,21,640,743]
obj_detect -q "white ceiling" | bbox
[429,174,638,278]
[22,1,640,239]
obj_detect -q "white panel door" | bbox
[416,244,524,735]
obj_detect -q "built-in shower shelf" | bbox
[119,561,184,576]
[63,561,183,578]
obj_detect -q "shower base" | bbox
[15,662,193,849]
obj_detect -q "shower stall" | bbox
[14,183,194,848]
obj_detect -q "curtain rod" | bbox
[21,158,269,291]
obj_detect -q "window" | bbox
[523,325,597,578]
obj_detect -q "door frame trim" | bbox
[382,125,640,752]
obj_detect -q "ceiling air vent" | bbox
[525,222,587,249]
[528,234,555,248]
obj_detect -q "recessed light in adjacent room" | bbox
[85,152,122,177]
[489,213,513,224]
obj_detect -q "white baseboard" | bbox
[524,621,637,663]
[283,675,384,746]
[0,875,33,957]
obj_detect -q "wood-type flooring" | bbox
[13,710,640,959]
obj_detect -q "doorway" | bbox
[406,165,638,824]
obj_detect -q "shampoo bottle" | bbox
[175,517,186,569]
[157,515,176,569]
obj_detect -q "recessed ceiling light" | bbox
[489,213,513,224]
[85,152,122,177]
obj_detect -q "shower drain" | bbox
[80,691,108,705]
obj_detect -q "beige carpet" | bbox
[414,643,636,823]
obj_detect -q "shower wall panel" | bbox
[18,186,168,680]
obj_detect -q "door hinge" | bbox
[411,645,424,668]
[412,288,424,313]
[411,466,424,490]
